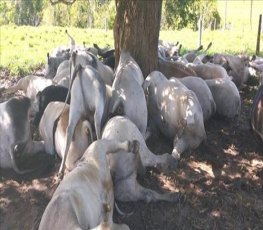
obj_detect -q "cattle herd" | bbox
[0,30,263,230]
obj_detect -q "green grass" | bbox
[0,19,262,77]
[0,25,113,76]
[160,28,262,56]
[216,0,263,31]
[160,0,263,56]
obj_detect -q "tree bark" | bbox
[114,0,162,78]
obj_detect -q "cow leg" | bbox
[114,173,180,203]
[172,137,188,159]
[139,144,178,171]
[94,108,104,140]
[58,112,81,177]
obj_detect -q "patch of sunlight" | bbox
[215,78,224,84]
[251,159,263,168]
[0,197,11,206]
[189,183,204,195]
[117,88,126,100]
[0,111,12,129]
[158,173,179,193]
[221,164,241,179]
[223,144,239,156]
[162,88,170,97]
[31,180,49,191]
[188,161,215,178]
[168,93,175,100]
[210,209,221,218]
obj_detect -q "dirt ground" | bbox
[0,72,262,230]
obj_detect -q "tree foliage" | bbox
[162,0,221,30]
[0,0,220,30]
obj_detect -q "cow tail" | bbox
[52,116,60,156]
[58,63,82,121]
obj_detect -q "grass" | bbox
[0,25,113,76]
[1,0,263,77]
[159,27,262,56]
[160,0,263,56]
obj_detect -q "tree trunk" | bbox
[114,0,162,78]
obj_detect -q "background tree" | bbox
[162,0,221,30]
[14,0,43,26]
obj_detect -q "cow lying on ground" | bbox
[183,42,212,63]
[178,76,216,122]
[0,96,45,174]
[33,85,70,127]
[45,52,70,79]
[249,56,263,84]
[39,102,92,171]
[53,60,71,88]
[93,43,115,59]
[143,71,206,159]
[250,84,263,141]
[188,62,231,80]
[102,116,179,202]
[93,43,116,70]
[38,139,137,230]
[110,51,147,136]
[212,53,250,88]
[205,78,241,120]
[0,75,54,100]
[158,40,182,61]
[72,49,114,86]
[158,56,197,78]
[59,53,107,177]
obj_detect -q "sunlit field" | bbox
[0,0,262,76]
[0,25,113,76]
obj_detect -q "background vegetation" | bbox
[0,0,220,30]
[0,0,262,76]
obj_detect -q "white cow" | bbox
[102,116,179,202]
[143,71,206,159]
[39,139,136,230]
[39,102,92,171]
[72,50,114,86]
[188,62,231,80]
[213,53,250,88]
[53,60,70,88]
[178,76,216,121]
[0,75,54,100]
[114,51,144,86]
[250,84,263,141]
[109,51,147,136]
[0,96,45,174]
[59,60,107,177]
[205,78,241,119]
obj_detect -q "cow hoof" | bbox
[129,140,140,154]
[172,149,181,160]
